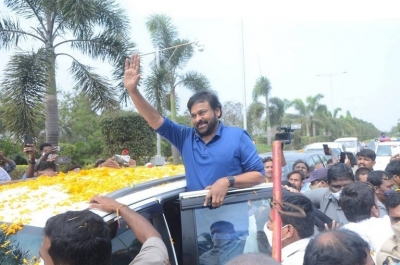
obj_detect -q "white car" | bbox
[304,142,346,152]
[334,137,360,155]
[374,139,400,170]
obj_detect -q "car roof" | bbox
[306,142,343,148]
[335,137,358,141]
[1,173,187,229]
[377,141,400,146]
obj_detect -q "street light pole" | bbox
[141,41,204,162]
[316,71,347,113]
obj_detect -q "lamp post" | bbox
[140,41,204,162]
[316,72,347,113]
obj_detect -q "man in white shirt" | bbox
[340,181,393,261]
[264,193,314,265]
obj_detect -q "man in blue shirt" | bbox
[124,54,265,207]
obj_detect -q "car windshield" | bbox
[377,144,400,156]
[5,224,43,260]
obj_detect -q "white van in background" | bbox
[334,137,360,155]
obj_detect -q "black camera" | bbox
[274,124,301,145]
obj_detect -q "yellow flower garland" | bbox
[0,165,185,231]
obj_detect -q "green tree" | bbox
[220,101,243,127]
[289,94,325,136]
[144,14,211,164]
[252,76,272,144]
[0,0,134,143]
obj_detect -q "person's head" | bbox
[385,160,400,187]
[187,91,222,138]
[367,170,395,204]
[381,132,386,137]
[356,149,376,169]
[36,161,57,177]
[41,210,111,265]
[303,229,374,265]
[292,160,310,177]
[303,168,329,190]
[209,221,237,247]
[262,157,273,179]
[226,253,281,265]
[265,193,314,248]
[355,167,372,182]
[327,163,354,197]
[386,192,400,225]
[339,182,379,223]
[40,143,53,153]
[286,170,305,190]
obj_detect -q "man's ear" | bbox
[371,205,380,218]
[373,186,380,194]
[372,160,376,167]
[215,108,222,118]
[285,224,295,239]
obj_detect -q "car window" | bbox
[377,145,392,156]
[307,156,317,168]
[337,141,356,148]
[194,198,271,265]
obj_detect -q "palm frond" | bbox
[252,76,271,102]
[146,14,178,48]
[163,38,194,69]
[143,65,169,115]
[4,0,45,21]
[177,71,211,92]
[0,16,44,48]
[0,50,47,138]
[69,59,119,112]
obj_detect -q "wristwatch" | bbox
[226,176,235,187]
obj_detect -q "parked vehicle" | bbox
[374,138,400,170]
[259,150,328,172]
[334,137,361,155]
[2,174,279,265]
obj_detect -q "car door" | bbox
[179,185,274,265]
[107,200,178,265]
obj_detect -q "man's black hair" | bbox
[303,229,370,265]
[385,192,400,212]
[39,143,52,151]
[386,160,400,176]
[339,182,375,222]
[354,167,372,181]
[37,161,56,172]
[327,163,354,184]
[292,159,309,172]
[44,210,111,265]
[187,91,222,118]
[261,157,272,163]
[367,170,393,187]
[357,149,376,161]
[286,170,305,181]
[279,193,315,239]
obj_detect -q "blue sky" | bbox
[1,0,400,132]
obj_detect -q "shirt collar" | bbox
[282,238,311,261]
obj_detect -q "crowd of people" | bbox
[3,53,400,264]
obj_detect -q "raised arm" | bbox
[89,195,161,243]
[23,144,36,178]
[124,54,164,130]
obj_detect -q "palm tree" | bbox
[252,76,272,144]
[144,14,211,164]
[0,0,134,143]
[289,94,325,136]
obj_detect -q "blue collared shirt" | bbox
[156,118,265,191]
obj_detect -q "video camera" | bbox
[274,124,301,145]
